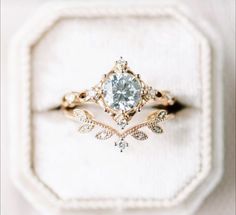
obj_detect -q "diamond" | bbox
[87,88,100,101]
[164,92,175,105]
[102,73,142,111]
[117,119,128,129]
[65,93,77,105]
[149,88,158,99]
[115,114,128,129]
[115,138,129,152]
[115,57,127,71]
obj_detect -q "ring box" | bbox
[9,2,223,215]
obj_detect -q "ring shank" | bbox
[62,90,175,110]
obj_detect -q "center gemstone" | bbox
[102,73,142,111]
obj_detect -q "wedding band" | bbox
[61,58,175,151]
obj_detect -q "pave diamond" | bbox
[102,73,142,111]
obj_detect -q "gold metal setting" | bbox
[62,58,175,151]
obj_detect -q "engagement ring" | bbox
[62,58,175,151]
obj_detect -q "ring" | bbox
[61,57,175,151]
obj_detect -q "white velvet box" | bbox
[9,2,223,215]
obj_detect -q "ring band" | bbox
[61,58,175,151]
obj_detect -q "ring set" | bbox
[62,58,175,151]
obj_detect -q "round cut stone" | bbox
[102,73,142,111]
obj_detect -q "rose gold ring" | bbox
[61,58,175,151]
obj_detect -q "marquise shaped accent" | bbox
[95,130,113,140]
[131,130,148,140]
[78,124,95,133]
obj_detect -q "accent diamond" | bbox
[115,114,128,129]
[115,138,129,152]
[115,57,127,71]
[86,88,100,101]
[65,93,77,104]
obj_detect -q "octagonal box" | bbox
[9,2,223,215]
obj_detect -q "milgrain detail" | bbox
[19,4,212,209]
[69,108,168,152]
[61,57,175,130]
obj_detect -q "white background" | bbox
[1,0,235,215]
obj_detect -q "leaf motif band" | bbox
[64,108,173,152]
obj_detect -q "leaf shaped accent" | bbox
[131,130,148,140]
[148,123,163,134]
[155,110,167,122]
[78,124,95,133]
[73,109,87,122]
[73,109,94,123]
[95,130,113,140]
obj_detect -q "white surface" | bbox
[1,0,235,215]
[6,4,212,214]
[32,10,205,202]
[9,3,217,213]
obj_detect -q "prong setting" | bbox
[62,58,175,150]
